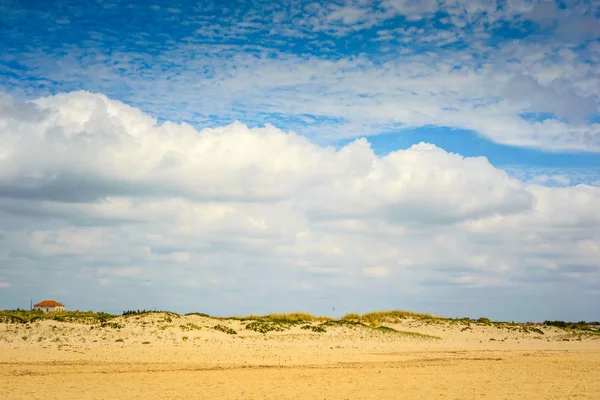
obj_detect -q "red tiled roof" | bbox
[34,300,64,307]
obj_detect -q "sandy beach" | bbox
[1,313,599,399]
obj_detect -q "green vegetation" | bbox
[263,313,327,323]
[246,321,289,333]
[0,309,116,324]
[321,319,366,328]
[227,312,328,324]
[213,324,237,335]
[341,310,436,327]
[100,322,123,329]
[122,310,180,318]
[528,327,545,335]
[2,308,597,340]
[543,320,600,336]
[375,326,440,339]
[320,319,439,339]
[241,313,332,334]
[543,320,593,329]
[184,312,210,317]
[301,324,327,333]
[180,323,202,331]
[374,326,398,333]
[544,320,569,328]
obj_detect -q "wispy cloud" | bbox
[1,1,599,151]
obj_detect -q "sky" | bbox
[0,0,599,321]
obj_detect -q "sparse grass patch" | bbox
[122,310,179,318]
[0,309,116,325]
[245,321,288,334]
[374,326,397,333]
[185,312,210,317]
[180,323,202,331]
[340,310,437,327]
[321,319,366,328]
[100,322,123,329]
[341,313,360,321]
[213,324,237,335]
[264,313,320,323]
[227,312,328,324]
[321,319,439,339]
[373,325,440,339]
[527,327,545,335]
[300,324,326,333]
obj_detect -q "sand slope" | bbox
[1,313,599,399]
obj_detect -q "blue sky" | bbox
[2,0,599,176]
[0,0,599,321]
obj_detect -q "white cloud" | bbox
[112,267,143,278]
[363,267,390,277]
[3,8,599,152]
[0,282,9,289]
[532,174,571,186]
[0,92,599,319]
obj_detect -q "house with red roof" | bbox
[33,300,65,313]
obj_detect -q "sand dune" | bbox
[1,313,599,399]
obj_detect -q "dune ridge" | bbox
[1,309,599,399]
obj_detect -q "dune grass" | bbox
[322,319,440,339]
[373,325,440,339]
[122,310,180,318]
[225,312,330,324]
[0,309,116,324]
[2,308,597,339]
[213,324,237,335]
[341,310,438,327]
[241,313,330,333]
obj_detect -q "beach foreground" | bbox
[1,312,599,399]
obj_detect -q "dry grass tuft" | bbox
[341,310,438,326]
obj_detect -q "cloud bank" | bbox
[0,92,599,320]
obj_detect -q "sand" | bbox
[1,314,599,399]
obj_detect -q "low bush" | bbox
[180,323,202,331]
[544,320,568,328]
[0,310,116,325]
[213,324,237,335]
[300,324,326,333]
[100,322,123,329]
[185,312,210,317]
[245,321,288,334]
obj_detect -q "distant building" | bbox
[33,300,65,313]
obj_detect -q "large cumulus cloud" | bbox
[0,91,599,320]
